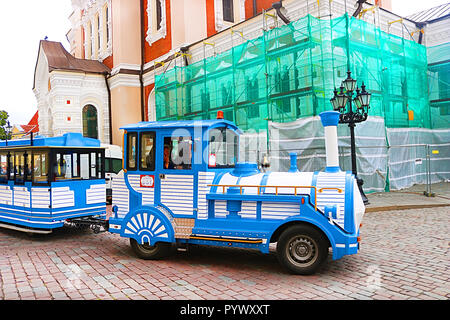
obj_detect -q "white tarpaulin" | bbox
[386,128,450,190]
[266,116,450,192]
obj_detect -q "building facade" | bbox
[32,0,408,145]
[32,0,449,192]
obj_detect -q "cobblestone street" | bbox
[0,207,448,300]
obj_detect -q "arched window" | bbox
[82,105,98,139]
[47,108,53,137]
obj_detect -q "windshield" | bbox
[208,127,238,168]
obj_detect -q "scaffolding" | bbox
[427,42,450,129]
[154,12,437,131]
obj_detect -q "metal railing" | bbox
[208,184,344,211]
[240,142,449,196]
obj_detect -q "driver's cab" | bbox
[117,119,242,219]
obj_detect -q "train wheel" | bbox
[129,238,172,260]
[276,225,328,275]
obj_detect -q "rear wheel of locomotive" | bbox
[129,238,172,260]
[276,225,329,275]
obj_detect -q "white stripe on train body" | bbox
[112,169,362,234]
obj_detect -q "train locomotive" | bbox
[108,110,365,275]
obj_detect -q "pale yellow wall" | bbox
[67,26,84,59]
[171,0,207,49]
[110,86,141,145]
[68,9,84,59]
[380,0,392,11]
[112,0,141,66]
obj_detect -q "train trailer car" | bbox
[108,111,365,274]
[0,133,107,234]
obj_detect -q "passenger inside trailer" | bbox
[0,148,104,185]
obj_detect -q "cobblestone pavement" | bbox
[0,207,448,300]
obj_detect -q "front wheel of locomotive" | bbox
[129,238,172,260]
[276,225,329,275]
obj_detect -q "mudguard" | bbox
[120,206,175,245]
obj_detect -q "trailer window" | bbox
[0,152,8,183]
[163,136,192,170]
[55,153,72,180]
[52,150,103,181]
[33,151,49,184]
[96,152,103,178]
[127,133,137,170]
[140,132,155,171]
[14,152,31,184]
[91,152,97,177]
[80,154,90,179]
[208,128,238,168]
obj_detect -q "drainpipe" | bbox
[103,72,113,145]
[272,1,290,25]
[416,22,426,44]
[253,0,257,16]
[140,0,146,121]
[180,46,190,66]
[352,0,367,17]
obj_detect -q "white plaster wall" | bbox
[49,71,110,143]
[34,64,110,143]
[424,18,450,48]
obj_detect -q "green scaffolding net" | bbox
[428,42,450,129]
[155,12,436,131]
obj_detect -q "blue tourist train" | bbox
[0,111,364,274]
[0,133,106,234]
[108,111,365,274]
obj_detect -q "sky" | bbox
[0,0,448,127]
[0,1,72,126]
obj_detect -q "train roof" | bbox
[121,119,242,133]
[0,132,101,148]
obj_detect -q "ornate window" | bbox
[222,0,234,22]
[146,0,167,45]
[82,0,112,61]
[214,0,246,32]
[82,105,98,139]
[99,1,112,60]
[85,21,92,58]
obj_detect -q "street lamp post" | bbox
[5,120,12,146]
[330,71,371,205]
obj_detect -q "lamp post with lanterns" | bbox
[4,120,12,146]
[330,71,371,205]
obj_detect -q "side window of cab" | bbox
[162,136,192,170]
[126,132,138,171]
[139,132,156,171]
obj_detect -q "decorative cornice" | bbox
[111,63,142,76]
[108,73,141,89]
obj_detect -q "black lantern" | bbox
[353,87,362,110]
[5,120,12,146]
[342,70,357,93]
[330,88,340,111]
[357,82,371,109]
[338,86,349,111]
[330,71,371,204]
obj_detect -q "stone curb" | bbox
[366,203,450,213]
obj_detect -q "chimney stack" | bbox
[319,111,341,173]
